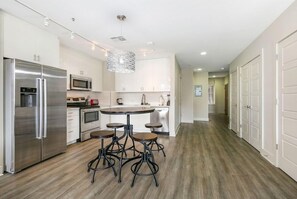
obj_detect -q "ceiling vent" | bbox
[110,15,127,42]
[110,36,127,42]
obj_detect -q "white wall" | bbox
[181,68,193,123]
[174,57,181,132]
[168,55,181,136]
[193,72,209,121]
[229,1,297,165]
[0,11,4,175]
[102,62,115,91]
[215,78,225,114]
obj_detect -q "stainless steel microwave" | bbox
[70,74,92,91]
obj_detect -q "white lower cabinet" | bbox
[100,113,111,130]
[67,108,80,145]
[110,114,150,132]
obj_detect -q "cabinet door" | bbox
[151,59,171,91]
[3,13,59,66]
[67,108,80,144]
[3,13,38,63]
[100,113,110,130]
[130,114,150,132]
[37,34,59,67]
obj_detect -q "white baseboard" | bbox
[175,123,181,136]
[261,149,276,166]
[194,118,209,121]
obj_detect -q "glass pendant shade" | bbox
[107,50,135,73]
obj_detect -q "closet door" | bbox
[240,56,261,150]
[249,57,261,150]
[240,64,250,142]
[278,31,297,181]
[230,71,238,133]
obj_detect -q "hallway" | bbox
[0,114,297,198]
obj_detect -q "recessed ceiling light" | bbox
[200,51,207,56]
[212,75,216,78]
[146,41,154,45]
[221,67,224,70]
[143,52,146,57]
[196,68,202,71]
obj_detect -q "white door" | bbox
[249,58,261,150]
[278,31,297,181]
[240,57,261,150]
[240,64,250,141]
[230,71,238,133]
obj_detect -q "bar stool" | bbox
[106,123,126,155]
[131,133,159,187]
[145,123,166,157]
[87,130,117,183]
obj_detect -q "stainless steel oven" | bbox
[70,74,92,91]
[80,107,100,141]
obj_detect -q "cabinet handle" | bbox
[68,119,73,121]
[68,130,73,133]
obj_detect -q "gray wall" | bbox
[193,72,209,121]
[181,68,193,123]
[229,1,297,165]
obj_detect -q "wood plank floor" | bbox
[1,114,297,199]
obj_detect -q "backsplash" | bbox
[117,92,170,106]
[67,91,117,107]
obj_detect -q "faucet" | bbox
[141,94,146,105]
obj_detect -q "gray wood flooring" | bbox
[1,114,297,199]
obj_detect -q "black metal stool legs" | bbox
[88,138,117,183]
[130,142,159,187]
[149,140,166,157]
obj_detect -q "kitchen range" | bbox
[67,97,100,141]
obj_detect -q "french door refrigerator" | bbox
[4,58,67,173]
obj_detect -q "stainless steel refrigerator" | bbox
[4,58,67,173]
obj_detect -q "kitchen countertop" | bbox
[108,105,170,108]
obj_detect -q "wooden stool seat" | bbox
[132,133,157,142]
[90,131,114,139]
[106,123,125,128]
[145,122,162,129]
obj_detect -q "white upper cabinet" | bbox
[115,58,171,92]
[60,46,103,91]
[3,13,59,67]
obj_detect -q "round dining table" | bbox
[100,106,155,182]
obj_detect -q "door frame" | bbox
[229,70,240,135]
[239,55,263,152]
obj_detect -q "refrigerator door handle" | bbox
[43,79,47,138]
[36,78,43,139]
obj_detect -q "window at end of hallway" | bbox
[208,85,215,104]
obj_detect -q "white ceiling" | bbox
[0,0,295,72]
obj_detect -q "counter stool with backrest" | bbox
[87,130,117,183]
[145,123,166,157]
[131,133,159,187]
[106,123,126,155]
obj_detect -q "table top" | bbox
[100,107,155,115]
